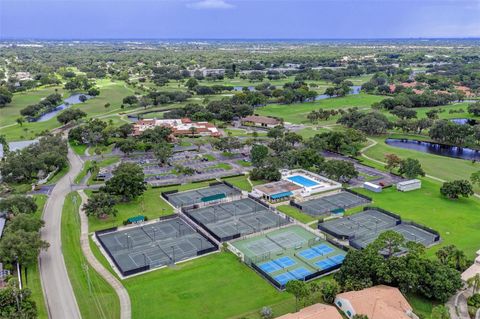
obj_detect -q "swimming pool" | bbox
[287,175,319,188]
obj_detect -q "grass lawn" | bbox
[364,136,480,192]
[224,128,267,137]
[123,252,293,319]
[407,293,439,319]
[88,181,214,232]
[0,85,64,128]
[237,159,252,167]
[202,154,216,161]
[45,165,69,185]
[256,94,384,124]
[70,141,88,156]
[222,175,252,191]
[210,163,232,170]
[62,192,120,319]
[276,205,316,224]
[0,79,132,140]
[353,179,480,259]
[296,127,331,139]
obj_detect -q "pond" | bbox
[35,93,92,122]
[450,118,478,126]
[385,138,480,161]
[0,139,37,158]
[233,86,255,92]
[315,85,361,100]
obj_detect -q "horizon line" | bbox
[2,37,480,42]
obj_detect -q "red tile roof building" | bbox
[335,285,418,319]
[276,303,343,319]
[132,118,221,137]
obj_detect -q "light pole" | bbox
[152,227,157,242]
[171,246,175,263]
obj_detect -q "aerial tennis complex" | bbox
[290,190,371,217]
[183,198,290,241]
[162,182,242,208]
[96,215,218,277]
[318,208,440,253]
[231,225,347,289]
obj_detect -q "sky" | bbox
[1,0,480,39]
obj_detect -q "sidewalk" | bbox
[78,190,132,319]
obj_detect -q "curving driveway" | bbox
[39,146,83,318]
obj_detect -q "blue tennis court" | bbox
[312,244,334,255]
[315,254,346,270]
[290,267,312,280]
[259,261,282,273]
[330,254,345,264]
[273,256,296,268]
[298,248,321,260]
[274,272,296,285]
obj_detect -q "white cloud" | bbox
[187,0,234,9]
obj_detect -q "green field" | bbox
[0,79,132,141]
[363,136,480,192]
[352,179,480,259]
[276,205,316,224]
[87,181,224,232]
[222,175,252,191]
[256,94,384,124]
[62,192,120,319]
[0,85,65,128]
[123,252,293,319]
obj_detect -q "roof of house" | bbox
[241,115,281,125]
[276,303,343,319]
[336,285,413,319]
[254,180,302,196]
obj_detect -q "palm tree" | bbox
[450,248,467,271]
[467,274,480,293]
[189,126,197,137]
[0,134,9,155]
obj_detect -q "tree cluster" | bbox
[0,135,68,183]
[335,232,463,302]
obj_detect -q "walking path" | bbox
[360,137,480,198]
[39,147,82,319]
[78,190,132,319]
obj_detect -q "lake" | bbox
[36,93,91,122]
[385,138,480,161]
[450,118,478,125]
[315,85,361,100]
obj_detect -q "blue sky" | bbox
[1,0,479,39]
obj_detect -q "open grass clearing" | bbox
[256,94,384,124]
[221,175,252,191]
[87,181,217,232]
[123,252,293,319]
[363,135,480,192]
[276,204,316,224]
[62,192,120,319]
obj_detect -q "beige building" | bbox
[276,303,343,319]
[335,285,418,319]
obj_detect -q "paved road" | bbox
[39,147,83,319]
[78,190,131,319]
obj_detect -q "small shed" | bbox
[363,182,382,193]
[397,179,421,192]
